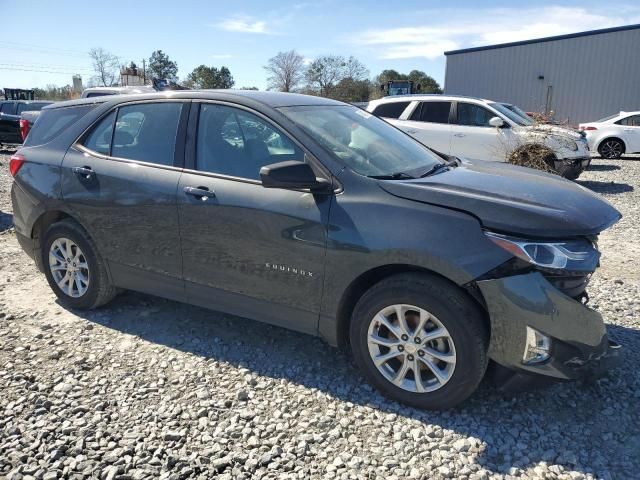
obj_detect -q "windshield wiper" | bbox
[419,163,450,178]
[368,172,416,180]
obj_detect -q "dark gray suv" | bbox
[10,91,622,408]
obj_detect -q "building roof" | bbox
[444,23,640,56]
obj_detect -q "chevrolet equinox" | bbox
[10,91,622,408]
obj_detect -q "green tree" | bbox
[184,65,234,89]
[372,69,442,98]
[305,55,369,98]
[407,70,442,93]
[148,50,178,81]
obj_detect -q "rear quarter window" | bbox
[24,104,97,147]
[371,101,410,119]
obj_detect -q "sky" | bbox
[1,0,640,91]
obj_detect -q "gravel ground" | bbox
[0,150,638,480]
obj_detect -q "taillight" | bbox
[19,119,30,141]
[582,126,597,131]
[9,153,25,177]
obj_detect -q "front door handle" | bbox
[184,186,216,200]
[406,129,418,134]
[453,133,466,138]
[72,166,95,180]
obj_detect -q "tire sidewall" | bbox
[42,222,101,309]
[351,282,487,409]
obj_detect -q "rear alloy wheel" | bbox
[350,273,489,409]
[42,219,117,309]
[599,139,624,159]
[49,238,90,298]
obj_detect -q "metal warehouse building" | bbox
[444,24,640,124]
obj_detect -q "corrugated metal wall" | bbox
[444,28,640,124]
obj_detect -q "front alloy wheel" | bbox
[350,273,489,409]
[367,304,456,393]
[49,238,90,298]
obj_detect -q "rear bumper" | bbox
[478,272,621,385]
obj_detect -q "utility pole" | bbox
[142,59,146,85]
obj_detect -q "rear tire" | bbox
[598,139,624,159]
[42,219,117,309]
[349,273,488,409]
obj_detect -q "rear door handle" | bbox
[453,133,466,138]
[184,186,216,200]
[406,129,418,134]
[72,166,95,180]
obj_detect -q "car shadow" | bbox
[587,164,621,172]
[71,290,639,478]
[0,146,17,154]
[0,211,13,232]
[577,180,634,194]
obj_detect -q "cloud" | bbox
[353,6,640,59]
[218,16,271,34]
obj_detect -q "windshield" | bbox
[279,105,442,177]
[490,103,534,126]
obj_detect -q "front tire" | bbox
[42,219,117,309]
[350,273,488,409]
[598,139,624,159]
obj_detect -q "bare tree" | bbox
[89,48,120,87]
[264,50,305,92]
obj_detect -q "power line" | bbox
[0,62,93,70]
[0,40,87,53]
[0,63,93,73]
[0,67,90,75]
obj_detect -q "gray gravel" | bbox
[1,150,638,480]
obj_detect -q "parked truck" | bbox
[0,97,53,145]
[380,80,421,96]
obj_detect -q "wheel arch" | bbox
[29,209,94,271]
[334,264,489,351]
[596,136,626,153]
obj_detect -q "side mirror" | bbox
[489,116,505,128]
[260,161,331,193]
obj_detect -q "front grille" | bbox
[543,272,592,299]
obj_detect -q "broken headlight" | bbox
[485,232,599,272]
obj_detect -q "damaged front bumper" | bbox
[477,271,621,386]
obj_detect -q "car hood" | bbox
[519,124,583,139]
[379,159,621,238]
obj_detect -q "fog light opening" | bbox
[523,327,551,365]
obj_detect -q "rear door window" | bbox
[110,103,183,166]
[371,101,410,119]
[616,115,640,126]
[410,101,451,123]
[24,105,96,147]
[455,103,495,127]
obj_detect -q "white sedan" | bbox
[580,111,640,159]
